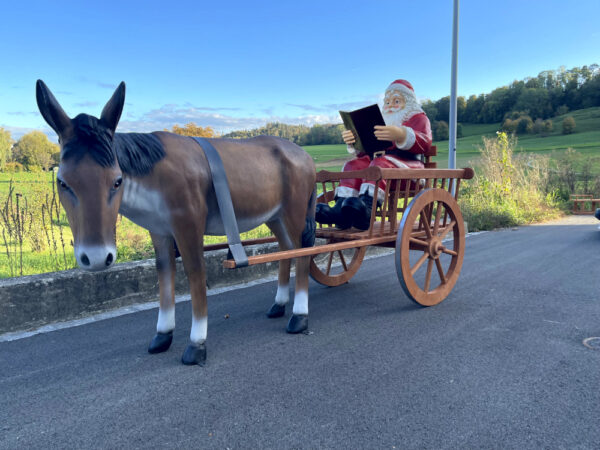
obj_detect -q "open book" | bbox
[339,104,393,158]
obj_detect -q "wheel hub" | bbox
[428,236,443,259]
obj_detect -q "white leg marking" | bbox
[275,283,290,305]
[156,307,175,333]
[190,316,208,345]
[292,290,309,316]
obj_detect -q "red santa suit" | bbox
[336,79,432,201]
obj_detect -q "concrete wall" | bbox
[0,244,281,334]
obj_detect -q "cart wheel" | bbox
[310,244,367,286]
[396,188,465,306]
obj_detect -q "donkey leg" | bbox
[148,233,176,354]
[288,255,310,333]
[266,219,294,318]
[174,232,208,366]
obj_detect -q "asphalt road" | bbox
[1,216,600,449]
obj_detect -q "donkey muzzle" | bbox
[76,245,117,271]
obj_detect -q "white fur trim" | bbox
[396,126,416,150]
[292,290,308,315]
[382,156,410,168]
[335,185,358,198]
[359,183,386,201]
[386,83,415,101]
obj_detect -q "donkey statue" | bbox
[36,80,316,365]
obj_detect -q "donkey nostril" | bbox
[81,254,90,266]
[105,253,114,266]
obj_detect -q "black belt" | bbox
[192,137,248,268]
[385,148,422,162]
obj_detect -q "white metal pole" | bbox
[448,0,459,169]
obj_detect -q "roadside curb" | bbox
[0,242,394,335]
[0,243,281,334]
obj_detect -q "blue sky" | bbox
[1,0,599,140]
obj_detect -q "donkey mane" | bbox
[63,114,165,176]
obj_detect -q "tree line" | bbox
[422,64,599,126]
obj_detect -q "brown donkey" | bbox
[36,80,316,365]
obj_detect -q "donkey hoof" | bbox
[267,303,285,318]
[286,314,308,334]
[182,343,207,366]
[148,331,173,354]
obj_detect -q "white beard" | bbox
[382,96,424,127]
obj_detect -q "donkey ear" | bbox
[100,82,126,134]
[36,80,71,136]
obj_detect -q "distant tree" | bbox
[554,105,569,116]
[514,88,553,119]
[433,120,449,141]
[533,118,544,134]
[421,100,437,123]
[12,131,59,171]
[516,116,534,134]
[0,127,13,171]
[170,122,216,137]
[456,122,463,138]
[562,116,576,134]
[435,96,450,122]
[456,96,467,122]
[542,119,553,136]
[502,118,517,134]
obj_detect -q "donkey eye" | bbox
[113,177,123,189]
[57,178,68,190]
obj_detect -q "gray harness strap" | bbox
[192,137,248,268]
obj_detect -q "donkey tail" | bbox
[301,187,317,248]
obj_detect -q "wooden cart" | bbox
[209,148,474,307]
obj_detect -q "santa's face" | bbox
[383,91,406,114]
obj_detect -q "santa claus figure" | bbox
[316,79,432,230]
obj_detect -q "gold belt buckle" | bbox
[373,151,385,159]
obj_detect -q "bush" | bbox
[562,116,576,134]
[3,162,24,173]
[516,115,534,134]
[542,119,553,136]
[502,118,517,133]
[459,132,562,231]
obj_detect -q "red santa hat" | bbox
[385,79,416,100]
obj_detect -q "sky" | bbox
[1,0,599,141]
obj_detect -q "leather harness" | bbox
[192,137,249,268]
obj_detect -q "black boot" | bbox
[316,197,352,229]
[342,194,374,231]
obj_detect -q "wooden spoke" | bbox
[325,251,334,275]
[441,247,458,256]
[435,258,447,284]
[419,213,433,239]
[424,258,434,292]
[433,200,443,235]
[439,220,457,240]
[409,237,429,247]
[338,250,348,271]
[410,252,429,276]
[310,244,367,287]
